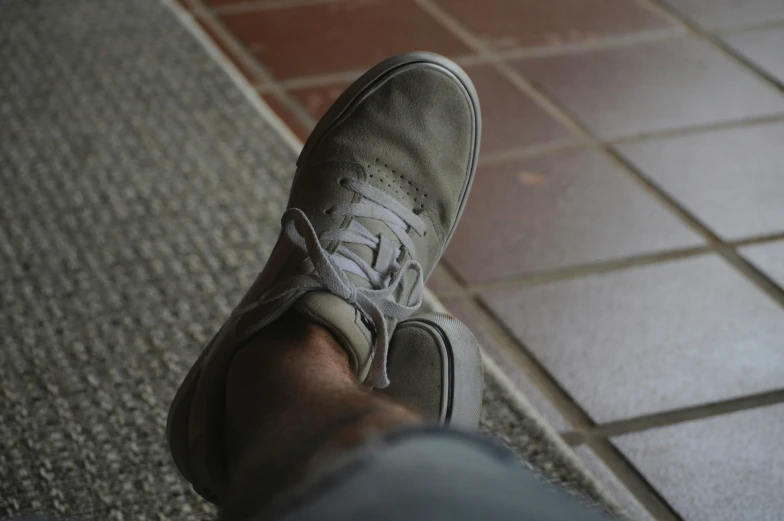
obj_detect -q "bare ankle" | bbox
[221,396,420,520]
[221,312,422,516]
[223,312,352,456]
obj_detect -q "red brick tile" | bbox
[617,121,784,240]
[219,0,472,79]
[515,38,784,139]
[481,255,784,423]
[260,93,312,142]
[467,65,573,154]
[436,0,673,50]
[664,0,784,28]
[723,25,784,85]
[614,404,784,521]
[443,149,701,283]
[291,65,574,154]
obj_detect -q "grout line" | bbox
[638,0,784,93]
[190,0,317,129]
[566,389,784,442]
[561,431,583,446]
[585,439,684,521]
[213,0,343,15]
[488,26,688,60]
[707,38,784,93]
[482,112,784,167]
[610,112,784,144]
[478,139,585,166]
[437,230,784,299]
[450,53,494,67]
[256,83,277,95]
[713,16,784,35]
[455,246,713,296]
[732,231,784,247]
[715,244,784,304]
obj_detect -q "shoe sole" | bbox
[167,52,481,499]
[166,328,221,500]
[396,314,484,429]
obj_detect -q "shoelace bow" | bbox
[233,177,426,389]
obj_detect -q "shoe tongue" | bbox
[294,291,376,382]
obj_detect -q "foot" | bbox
[167,51,481,503]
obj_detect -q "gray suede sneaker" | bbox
[382,313,484,429]
[167,52,481,503]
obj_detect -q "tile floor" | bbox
[176,0,784,519]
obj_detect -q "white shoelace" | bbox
[232,178,427,388]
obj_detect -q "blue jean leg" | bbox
[253,427,614,521]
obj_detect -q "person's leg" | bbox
[219,313,613,521]
[166,51,485,503]
[168,52,615,521]
[219,313,614,521]
[221,311,422,517]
